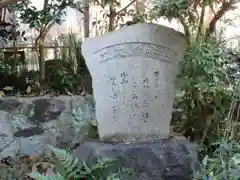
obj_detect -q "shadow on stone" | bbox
[73,137,200,180]
[0,99,21,112]
[13,126,44,138]
[28,99,66,123]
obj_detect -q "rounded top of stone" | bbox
[81,23,187,57]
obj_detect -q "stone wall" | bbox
[0,95,96,159]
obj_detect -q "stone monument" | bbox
[74,23,200,179]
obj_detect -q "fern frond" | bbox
[83,158,119,178]
[27,172,64,180]
[29,146,127,180]
[48,145,81,179]
[106,168,134,180]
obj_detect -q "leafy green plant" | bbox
[45,59,78,94]
[27,146,131,180]
[150,0,238,42]
[173,38,239,146]
[11,0,75,83]
[0,59,12,74]
[194,141,240,180]
[45,33,91,94]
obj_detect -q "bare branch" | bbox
[116,0,136,15]
[78,8,83,13]
[0,0,24,8]
[205,0,237,37]
[179,15,190,44]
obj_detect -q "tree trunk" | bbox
[205,0,235,38]
[12,10,18,74]
[83,0,90,38]
[35,23,53,86]
[108,4,115,32]
[37,37,46,85]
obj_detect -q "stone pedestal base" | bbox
[73,136,200,180]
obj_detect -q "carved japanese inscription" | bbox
[82,23,187,140]
[94,42,177,64]
[100,43,177,125]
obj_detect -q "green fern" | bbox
[28,145,82,180]
[49,146,81,178]
[27,146,129,180]
[27,171,64,180]
[106,168,134,180]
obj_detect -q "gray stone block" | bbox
[0,95,96,159]
[73,137,200,180]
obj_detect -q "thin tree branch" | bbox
[196,0,206,40]
[0,139,14,153]
[179,15,190,44]
[205,0,236,37]
[72,2,83,13]
[43,0,49,7]
[116,0,136,15]
[78,8,83,13]
[0,0,24,8]
[35,21,54,54]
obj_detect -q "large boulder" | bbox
[0,95,96,159]
[73,137,200,180]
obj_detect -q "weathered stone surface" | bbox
[82,23,187,141]
[0,95,96,159]
[29,99,66,123]
[0,99,22,112]
[73,136,200,180]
